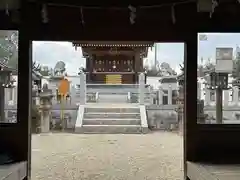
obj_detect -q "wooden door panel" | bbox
[122,74,134,84]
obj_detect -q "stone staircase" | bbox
[75,104,148,134]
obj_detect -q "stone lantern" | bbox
[39,83,54,133]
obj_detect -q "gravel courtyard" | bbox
[31,132,183,180]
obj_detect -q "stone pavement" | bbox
[31,132,183,180]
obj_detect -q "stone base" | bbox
[142,127,149,134]
[75,125,147,134]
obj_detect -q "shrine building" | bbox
[72,41,154,84]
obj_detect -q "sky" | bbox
[198,33,240,64]
[32,33,240,75]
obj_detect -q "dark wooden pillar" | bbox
[0,86,5,122]
[184,33,198,179]
[86,57,91,82]
[134,49,140,72]
[134,49,141,84]
[89,55,95,83]
[18,1,32,179]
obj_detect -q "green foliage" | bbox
[33,62,53,76]
[0,31,18,69]
[39,69,51,76]
[145,65,177,77]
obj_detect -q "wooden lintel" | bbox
[73,41,154,47]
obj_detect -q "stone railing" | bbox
[78,72,151,105]
[70,72,179,105]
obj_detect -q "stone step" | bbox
[85,107,140,113]
[97,94,128,103]
[84,112,141,119]
[76,125,143,134]
[83,118,141,125]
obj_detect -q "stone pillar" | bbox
[223,90,229,107]
[204,89,210,105]
[40,110,51,133]
[168,85,172,105]
[80,73,86,105]
[39,89,53,133]
[158,88,163,105]
[233,86,239,105]
[138,73,145,105]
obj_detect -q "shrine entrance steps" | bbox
[75,104,148,134]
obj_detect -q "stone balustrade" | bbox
[204,87,240,106]
[5,73,240,106]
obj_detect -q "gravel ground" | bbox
[31,132,183,180]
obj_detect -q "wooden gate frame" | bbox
[1,1,240,180]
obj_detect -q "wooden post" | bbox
[184,34,198,180]
[18,3,33,177]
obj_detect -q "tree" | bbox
[39,66,53,76]
[54,61,66,76]
[32,62,53,76]
[198,65,205,77]
[204,62,215,73]
[0,31,18,69]
[145,62,177,77]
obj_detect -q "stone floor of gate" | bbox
[31,132,183,180]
